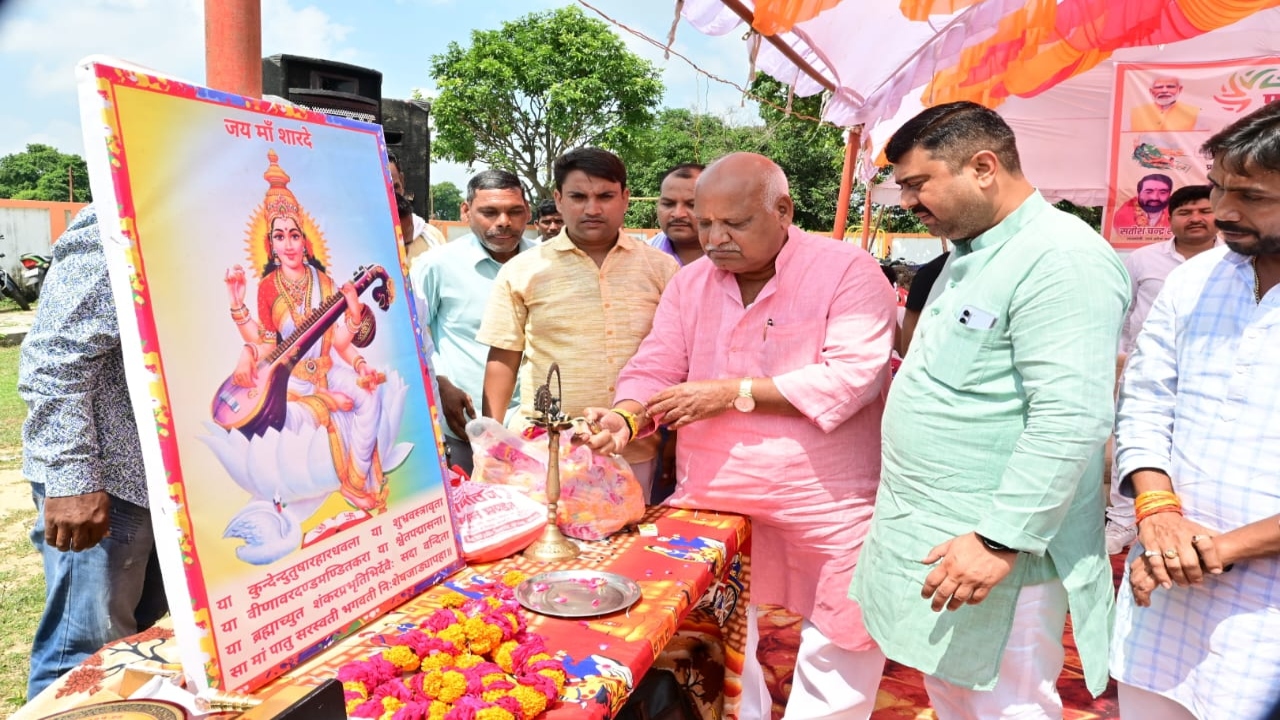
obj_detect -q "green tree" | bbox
[622,108,762,228]
[750,77,846,232]
[0,144,91,202]
[1055,200,1103,231]
[429,6,663,200]
[431,181,463,221]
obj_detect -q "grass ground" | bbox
[0,342,39,717]
[0,344,26,470]
[0,509,40,716]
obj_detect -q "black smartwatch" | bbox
[976,533,1017,553]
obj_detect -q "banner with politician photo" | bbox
[1106,58,1280,248]
[75,57,462,695]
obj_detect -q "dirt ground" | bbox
[0,467,38,578]
[0,469,30,516]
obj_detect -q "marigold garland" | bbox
[339,572,567,720]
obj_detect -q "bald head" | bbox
[695,153,794,276]
[700,152,791,208]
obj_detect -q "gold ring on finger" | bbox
[1164,549,1179,559]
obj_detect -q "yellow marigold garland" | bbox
[338,572,564,720]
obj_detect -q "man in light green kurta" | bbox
[850,102,1128,717]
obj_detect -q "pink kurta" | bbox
[615,227,896,651]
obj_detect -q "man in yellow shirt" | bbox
[1130,77,1202,132]
[477,148,679,499]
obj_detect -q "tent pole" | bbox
[205,0,262,97]
[860,187,874,251]
[719,0,836,92]
[831,126,860,240]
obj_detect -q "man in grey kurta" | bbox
[850,102,1128,718]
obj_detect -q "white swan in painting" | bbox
[198,372,414,566]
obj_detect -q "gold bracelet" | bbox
[612,408,640,440]
[345,310,362,334]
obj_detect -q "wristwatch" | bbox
[976,533,1016,554]
[732,377,756,412]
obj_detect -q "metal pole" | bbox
[205,0,262,97]
[718,0,837,93]
[861,188,874,251]
[831,127,861,240]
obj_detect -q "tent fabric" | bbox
[681,0,1280,205]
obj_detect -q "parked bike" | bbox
[19,252,51,301]
[0,253,31,311]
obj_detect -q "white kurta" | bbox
[1113,246,1280,719]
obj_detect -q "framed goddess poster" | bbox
[74,58,464,694]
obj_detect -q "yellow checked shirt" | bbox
[477,231,679,464]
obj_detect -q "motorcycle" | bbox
[19,252,51,301]
[0,252,31,311]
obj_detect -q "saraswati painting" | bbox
[200,150,413,566]
[76,58,462,693]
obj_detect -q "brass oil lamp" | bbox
[523,363,581,562]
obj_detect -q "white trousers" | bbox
[1106,453,1136,526]
[740,603,887,719]
[1117,682,1197,720]
[629,459,654,505]
[923,580,1069,720]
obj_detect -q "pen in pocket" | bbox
[763,318,773,341]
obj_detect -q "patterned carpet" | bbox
[757,555,1125,719]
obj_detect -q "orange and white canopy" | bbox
[681,0,1280,205]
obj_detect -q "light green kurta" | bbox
[849,192,1128,695]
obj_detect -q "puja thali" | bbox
[515,570,642,618]
[41,699,190,719]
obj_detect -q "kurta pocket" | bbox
[761,320,825,376]
[925,321,992,390]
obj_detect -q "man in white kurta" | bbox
[1112,100,1280,720]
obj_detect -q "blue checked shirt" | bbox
[18,205,148,507]
[1113,245,1280,719]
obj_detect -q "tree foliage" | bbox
[621,80,851,232]
[429,6,663,200]
[0,144,91,202]
[431,182,463,221]
[622,108,762,228]
[748,77,847,233]
[1055,200,1103,231]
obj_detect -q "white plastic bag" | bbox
[467,417,645,540]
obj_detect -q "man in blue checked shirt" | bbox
[1112,99,1280,720]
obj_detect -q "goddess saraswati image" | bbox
[200,149,413,565]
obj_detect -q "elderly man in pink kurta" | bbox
[582,153,896,719]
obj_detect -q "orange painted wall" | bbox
[0,199,89,244]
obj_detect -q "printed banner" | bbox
[75,59,464,694]
[1106,58,1280,248]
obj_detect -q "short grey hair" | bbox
[762,164,790,208]
[466,170,526,203]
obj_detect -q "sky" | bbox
[0,0,759,189]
